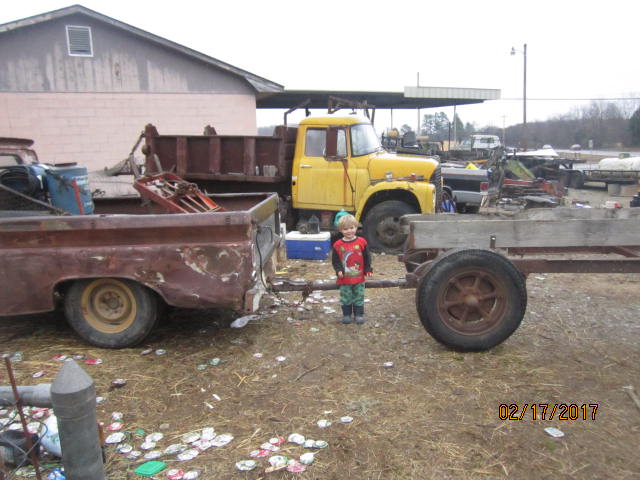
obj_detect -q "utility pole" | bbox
[511,43,528,149]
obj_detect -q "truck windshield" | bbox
[351,123,381,156]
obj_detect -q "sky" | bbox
[2,0,639,134]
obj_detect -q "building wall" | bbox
[0,92,257,171]
[0,13,261,175]
[0,13,254,95]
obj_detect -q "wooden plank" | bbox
[409,217,640,249]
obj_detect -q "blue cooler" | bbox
[45,164,94,215]
[285,231,331,260]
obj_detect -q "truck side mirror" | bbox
[325,126,346,161]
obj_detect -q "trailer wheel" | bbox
[65,278,158,348]
[416,249,527,351]
[363,200,416,253]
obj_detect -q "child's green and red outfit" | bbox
[331,236,372,321]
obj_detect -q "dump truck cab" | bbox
[292,115,440,251]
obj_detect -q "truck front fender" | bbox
[354,181,436,220]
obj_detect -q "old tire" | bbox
[65,278,158,348]
[416,249,527,351]
[363,200,416,253]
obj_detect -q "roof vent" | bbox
[66,25,93,56]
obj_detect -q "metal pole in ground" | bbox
[50,360,105,480]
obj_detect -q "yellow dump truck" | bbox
[143,115,441,252]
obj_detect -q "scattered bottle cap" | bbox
[313,440,328,449]
[183,471,200,480]
[116,444,133,454]
[196,364,208,371]
[260,442,280,452]
[143,450,162,460]
[317,419,331,428]
[382,361,394,368]
[105,432,125,444]
[299,452,315,465]
[96,397,106,404]
[276,356,286,362]
[126,450,142,460]
[309,327,320,333]
[53,354,67,362]
[286,460,307,473]
[111,378,126,388]
[269,436,286,446]
[164,444,187,455]
[340,416,354,423]
[209,358,221,366]
[146,432,164,443]
[235,460,257,471]
[211,433,233,447]
[268,455,288,467]
[201,427,216,440]
[288,433,305,445]
[140,441,156,451]
[192,439,213,451]
[32,371,46,378]
[253,353,263,358]
[141,348,154,355]
[249,449,270,458]
[111,412,123,421]
[107,422,124,431]
[155,349,167,356]
[544,427,565,438]
[166,468,184,480]
[177,449,199,461]
[72,354,85,360]
[85,358,102,365]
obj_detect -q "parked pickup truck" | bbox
[140,115,441,252]
[0,192,281,348]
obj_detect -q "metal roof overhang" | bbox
[256,86,500,109]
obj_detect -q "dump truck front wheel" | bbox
[65,278,158,348]
[363,200,416,253]
[416,249,527,351]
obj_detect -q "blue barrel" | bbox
[45,164,94,215]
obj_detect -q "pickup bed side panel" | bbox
[0,193,281,316]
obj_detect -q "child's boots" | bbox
[341,305,353,324]
[354,305,365,324]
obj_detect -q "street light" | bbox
[511,43,527,149]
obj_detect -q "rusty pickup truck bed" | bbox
[0,192,281,348]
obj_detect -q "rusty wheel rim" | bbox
[436,268,507,335]
[81,279,137,333]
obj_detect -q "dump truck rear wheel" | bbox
[416,249,527,351]
[65,278,158,348]
[363,200,416,253]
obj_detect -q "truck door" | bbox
[295,127,355,208]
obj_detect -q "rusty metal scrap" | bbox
[133,172,224,214]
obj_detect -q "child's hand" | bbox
[337,271,344,279]
[366,271,373,277]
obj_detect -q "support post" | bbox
[50,360,105,480]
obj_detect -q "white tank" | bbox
[598,156,640,170]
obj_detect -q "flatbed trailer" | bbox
[274,208,640,350]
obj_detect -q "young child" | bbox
[331,214,372,324]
